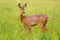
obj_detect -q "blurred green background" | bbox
[0,0,60,40]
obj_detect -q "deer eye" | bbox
[20,8,22,10]
[19,7,21,8]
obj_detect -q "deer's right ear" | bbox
[18,3,21,8]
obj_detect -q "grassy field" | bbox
[0,0,60,40]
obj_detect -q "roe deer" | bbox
[18,3,49,33]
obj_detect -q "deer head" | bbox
[18,3,27,14]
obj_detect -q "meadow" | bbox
[0,0,60,40]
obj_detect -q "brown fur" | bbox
[18,3,49,33]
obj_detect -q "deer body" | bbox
[18,3,49,32]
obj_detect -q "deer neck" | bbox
[20,13,25,22]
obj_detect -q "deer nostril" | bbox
[23,12,25,13]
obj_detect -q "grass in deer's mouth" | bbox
[0,0,60,40]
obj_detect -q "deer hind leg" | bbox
[40,20,48,32]
[41,24,48,32]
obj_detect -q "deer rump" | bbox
[23,14,48,26]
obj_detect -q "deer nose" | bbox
[23,12,25,13]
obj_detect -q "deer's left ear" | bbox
[23,3,27,7]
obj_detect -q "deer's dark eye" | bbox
[19,7,22,8]
[20,8,22,10]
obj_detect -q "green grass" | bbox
[0,0,60,40]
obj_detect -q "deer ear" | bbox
[18,3,21,8]
[24,3,27,7]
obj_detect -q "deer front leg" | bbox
[22,24,26,33]
[25,24,31,33]
[27,25,31,33]
[23,24,26,29]
[22,24,31,33]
